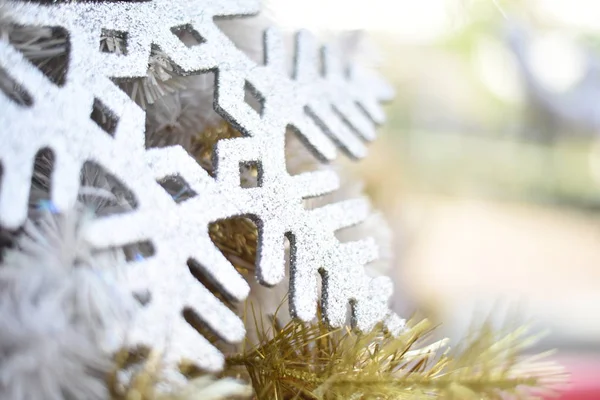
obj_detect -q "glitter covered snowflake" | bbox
[0,0,403,371]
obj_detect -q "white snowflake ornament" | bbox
[0,0,403,372]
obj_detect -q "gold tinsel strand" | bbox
[223,306,565,400]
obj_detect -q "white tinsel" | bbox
[0,208,137,399]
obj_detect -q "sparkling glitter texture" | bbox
[0,0,402,371]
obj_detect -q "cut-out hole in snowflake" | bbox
[284,230,300,298]
[156,174,197,204]
[0,231,15,265]
[239,161,261,188]
[133,289,152,306]
[171,24,205,47]
[284,124,328,175]
[182,307,221,350]
[79,161,139,216]
[187,258,237,308]
[29,148,55,211]
[332,105,368,143]
[208,216,257,278]
[10,24,70,87]
[243,80,264,116]
[123,240,155,262]
[90,97,119,136]
[318,266,356,328]
[100,28,128,55]
[0,65,33,106]
[190,118,244,177]
[303,105,359,160]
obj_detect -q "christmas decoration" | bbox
[0,0,564,399]
[0,0,399,372]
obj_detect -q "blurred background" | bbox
[270,0,600,394]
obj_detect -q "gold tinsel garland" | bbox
[221,306,564,400]
[110,309,564,400]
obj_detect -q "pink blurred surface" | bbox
[556,356,600,400]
